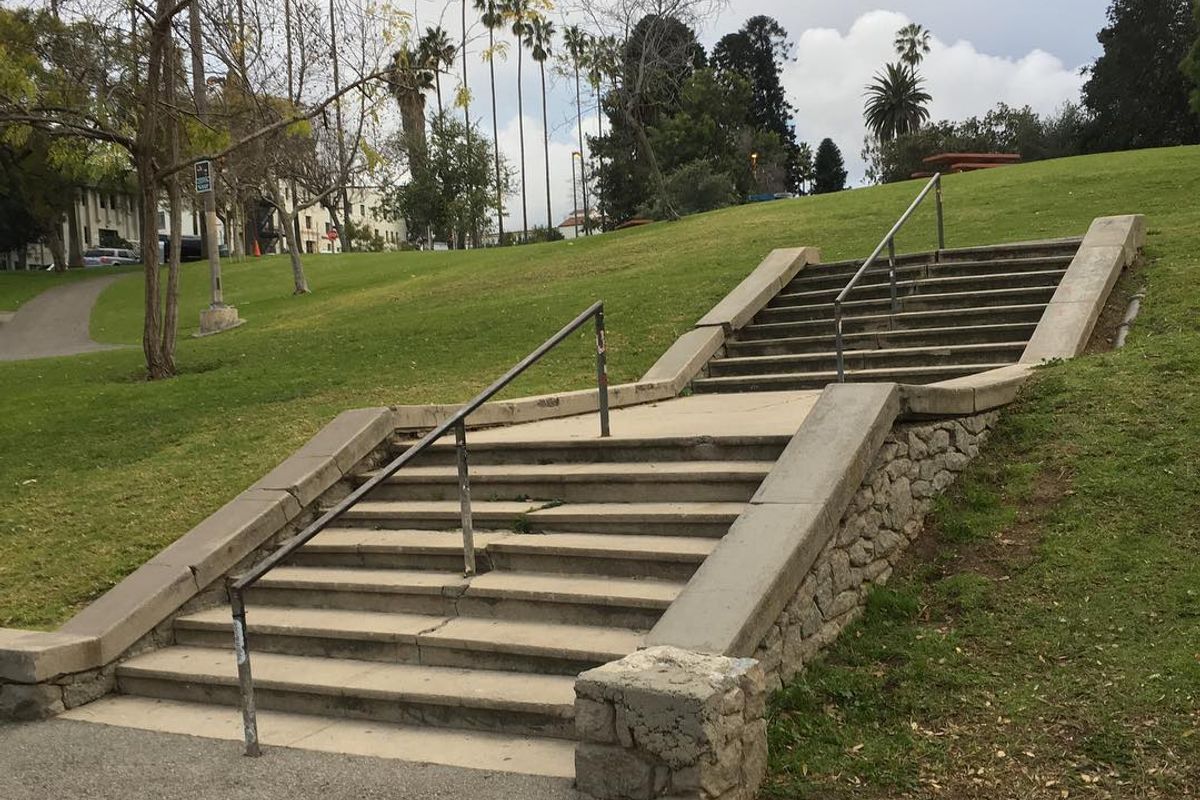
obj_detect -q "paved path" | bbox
[0,275,124,362]
[0,719,580,800]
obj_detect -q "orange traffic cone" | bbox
[253,240,262,257]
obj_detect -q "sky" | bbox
[409,1,1109,233]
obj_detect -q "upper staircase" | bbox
[693,238,1082,393]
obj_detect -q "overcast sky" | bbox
[409,1,1107,232]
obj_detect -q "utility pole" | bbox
[190,1,242,334]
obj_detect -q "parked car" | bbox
[83,247,139,267]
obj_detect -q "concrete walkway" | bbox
[0,718,579,800]
[0,275,124,362]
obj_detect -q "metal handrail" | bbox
[833,174,945,382]
[227,302,612,756]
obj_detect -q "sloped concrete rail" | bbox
[0,216,1143,799]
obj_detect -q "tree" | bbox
[712,16,802,192]
[419,26,456,118]
[474,0,507,240]
[894,23,932,68]
[504,0,533,240]
[525,16,555,230]
[812,138,847,194]
[864,62,932,143]
[794,141,814,194]
[389,45,434,156]
[1186,0,1200,114]
[1081,0,1200,152]
[562,26,591,231]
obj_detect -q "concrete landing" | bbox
[60,696,577,779]
[470,390,821,443]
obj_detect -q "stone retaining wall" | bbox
[753,410,1000,692]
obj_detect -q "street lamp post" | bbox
[571,152,581,239]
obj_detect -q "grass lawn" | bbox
[0,146,1196,648]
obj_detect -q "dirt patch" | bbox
[1085,255,1148,355]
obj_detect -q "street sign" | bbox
[326,228,339,241]
[194,160,213,194]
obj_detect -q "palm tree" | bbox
[473,0,505,241]
[563,25,591,233]
[389,45,435,155]
[503,0,532,241]
[894,23,931,68]
[525,16,555,232]
[863,62,932,143]
[586,35,618,229]
[419,26,457,119]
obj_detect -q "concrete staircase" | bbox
[693,238,1082,393]
[107,432,788,771]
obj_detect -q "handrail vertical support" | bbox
[935,175,945,260]
[834,301,846,383]
[887,237,898,314]
[455,421,476,576]
[595,307,611,438]
[230,587,261,757]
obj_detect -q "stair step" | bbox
[357,461,773,503]
[693,362,1013,393]
[707,341,1028,377]
[487,532,716,580]
[116,647,578,738]
[174,606,639,675]
[785,255,1075,291]
[738,303,1049,340]
[771,269,1066,307]
[62,696,577,777]
[725,322,1039,357]
[459,571,683,628]
[754,286,1057,324]
[403,435,790,466]
[291,528,500,570]
[338,500,745,537]
[247,566,468,614]
[803,238,1081,278]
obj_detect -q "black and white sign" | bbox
[194,160,213,194]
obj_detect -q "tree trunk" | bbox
[488,27,504,242]
[138,150,169,379]
[516,41,527,241]
[161,34,182,366]
[46,222,67,272]
[626,105,677,221]
[574,64,589,235]
[284,212,309,293]
[67,195,84,266]
[540,64,552,231]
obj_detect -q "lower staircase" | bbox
[693,237,1082,392]
[106,432,788,772]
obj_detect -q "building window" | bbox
[84,226,91,245]
[360,204,365,216]
[305,215,312,230]
[158,211,166,229]
[99,194,107,209]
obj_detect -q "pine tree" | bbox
[812,138,847,194]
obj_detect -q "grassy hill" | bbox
[0,145,1196,639]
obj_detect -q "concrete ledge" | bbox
[0,630,100,684]
[647,384,900,657]
[640,327,725,392]
[1022,215,1145,364]
[902,364,1034,417]
[696,247,820,332]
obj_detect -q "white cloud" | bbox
[783,10,1087,183]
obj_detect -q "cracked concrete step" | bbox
[692,362,1013,393]
[245,566,468,614]
[173,606,641,675]
[754,285,1058,324]
[115,647,578,738]
[355,461,774,504]
[458,571,684,628]
[707,341,1029,377]
[62,696,577,777]
[486,532,717,580]
[289,528,502,571]
[736,303,1049,340]
[771,268,1066,307]
[338,500,746,537]
[724,322,1039,357]
[399,435,791,466]
[784,254,1075,292]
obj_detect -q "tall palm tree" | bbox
[525,16,555,232]
[473,0,505,241]
[587,35,618,228]
[504,0,532,241]
[894,23,932,68]
[863,62,932,143]
[563,25,591,233]
[389,45,434,155]
[419,25,457,119]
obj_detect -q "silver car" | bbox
[83,247,139,267]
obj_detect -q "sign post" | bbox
[194,160,213,194]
